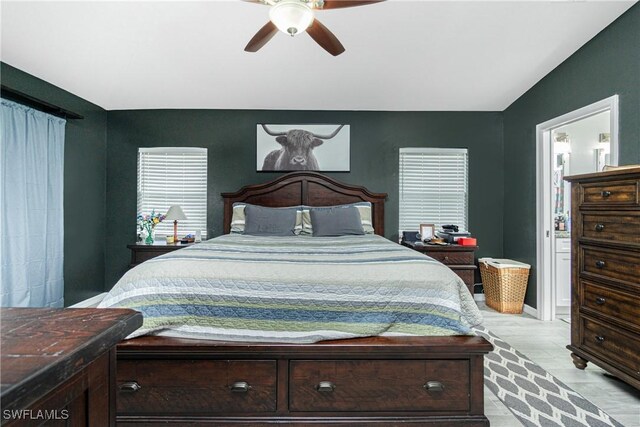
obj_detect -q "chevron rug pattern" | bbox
[473,326,624,427]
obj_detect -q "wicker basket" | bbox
[479,258,531,314]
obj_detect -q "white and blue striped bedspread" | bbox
[98,234,483,343]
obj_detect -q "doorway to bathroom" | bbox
[535,96,619,321]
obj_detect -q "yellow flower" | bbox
[153,218,159,224]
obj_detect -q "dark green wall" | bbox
[106,110,504,288]
[1,62,108,306]
[503,4,640,307]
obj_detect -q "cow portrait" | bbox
[258,124,348,172]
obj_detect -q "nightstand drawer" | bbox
[127,243,192,268]
[427,251,474,266]
[131,248,171,264]
[452,269,475,288]
[401,243,477,294]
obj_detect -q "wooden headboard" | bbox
[221,172,388,235]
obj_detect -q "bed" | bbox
[111,172,492,426]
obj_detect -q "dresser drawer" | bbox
[581,213,640,244]
[117,360,277,414]
[580,280,640,326]
[580,179,639,207]
[581,246,640,287]
[289,359,470,412]
[426,251,474,266]
[581,317,640,375]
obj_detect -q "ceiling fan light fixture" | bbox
[269,1,314,36]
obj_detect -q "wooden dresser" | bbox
[565,167,640,389]
[402,242,478,295]
[1,308,142,426]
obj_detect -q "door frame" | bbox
[535,95,619,321]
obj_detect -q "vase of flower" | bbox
[144,227,155,245]
[137,210,166,245]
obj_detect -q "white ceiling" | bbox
[1,0,635,111]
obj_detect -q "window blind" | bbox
[137,147,208,238]
[399,148,468,233]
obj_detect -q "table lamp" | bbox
[165,205,187,243]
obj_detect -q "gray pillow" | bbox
[244,205,298,236]
[310,207,365,237]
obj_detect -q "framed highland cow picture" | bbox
[257,124,350,172]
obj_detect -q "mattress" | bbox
[98,234,483,343]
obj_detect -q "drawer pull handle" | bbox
[595,224,605,232]
[119,382,141,393]
[230,381,251,393]
[595,297,606,305]
[595,335,605,343]
[315,381,336,393]
[595,260,606,269]
[601,190,611,198]
[424,381,445,392]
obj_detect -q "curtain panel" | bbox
[1,98,66,307]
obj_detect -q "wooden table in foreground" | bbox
[1,308,142,426]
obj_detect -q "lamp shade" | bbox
[269,0,314,36]
[165,205,187,221]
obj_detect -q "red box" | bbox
[457,237,477,246]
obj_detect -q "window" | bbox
[137,147,208,238]
[399,148,468,234]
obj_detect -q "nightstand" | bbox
[402,242,478,295]
[127,241,193,268]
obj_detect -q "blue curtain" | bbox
[1,98,66,307]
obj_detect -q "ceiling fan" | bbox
[243,0,384,56]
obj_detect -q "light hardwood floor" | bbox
[479,303,640,427]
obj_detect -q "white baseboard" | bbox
[474,292,538,318]
[523,304,538,318]
[70,292,107,308]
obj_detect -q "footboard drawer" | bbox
[117,359,277,414]
[289,359,470,412]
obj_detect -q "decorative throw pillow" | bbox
[301,202,374,235]
[230,202,303,234]
[243,204,298,236]
[309,206,365,237]
[230,203,248,233]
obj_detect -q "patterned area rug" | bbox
[473,326,624,427]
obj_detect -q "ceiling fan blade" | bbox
[241,0,269,5]
[245,21,279,52]
[307,19,345,56]
[318,0,385,10]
